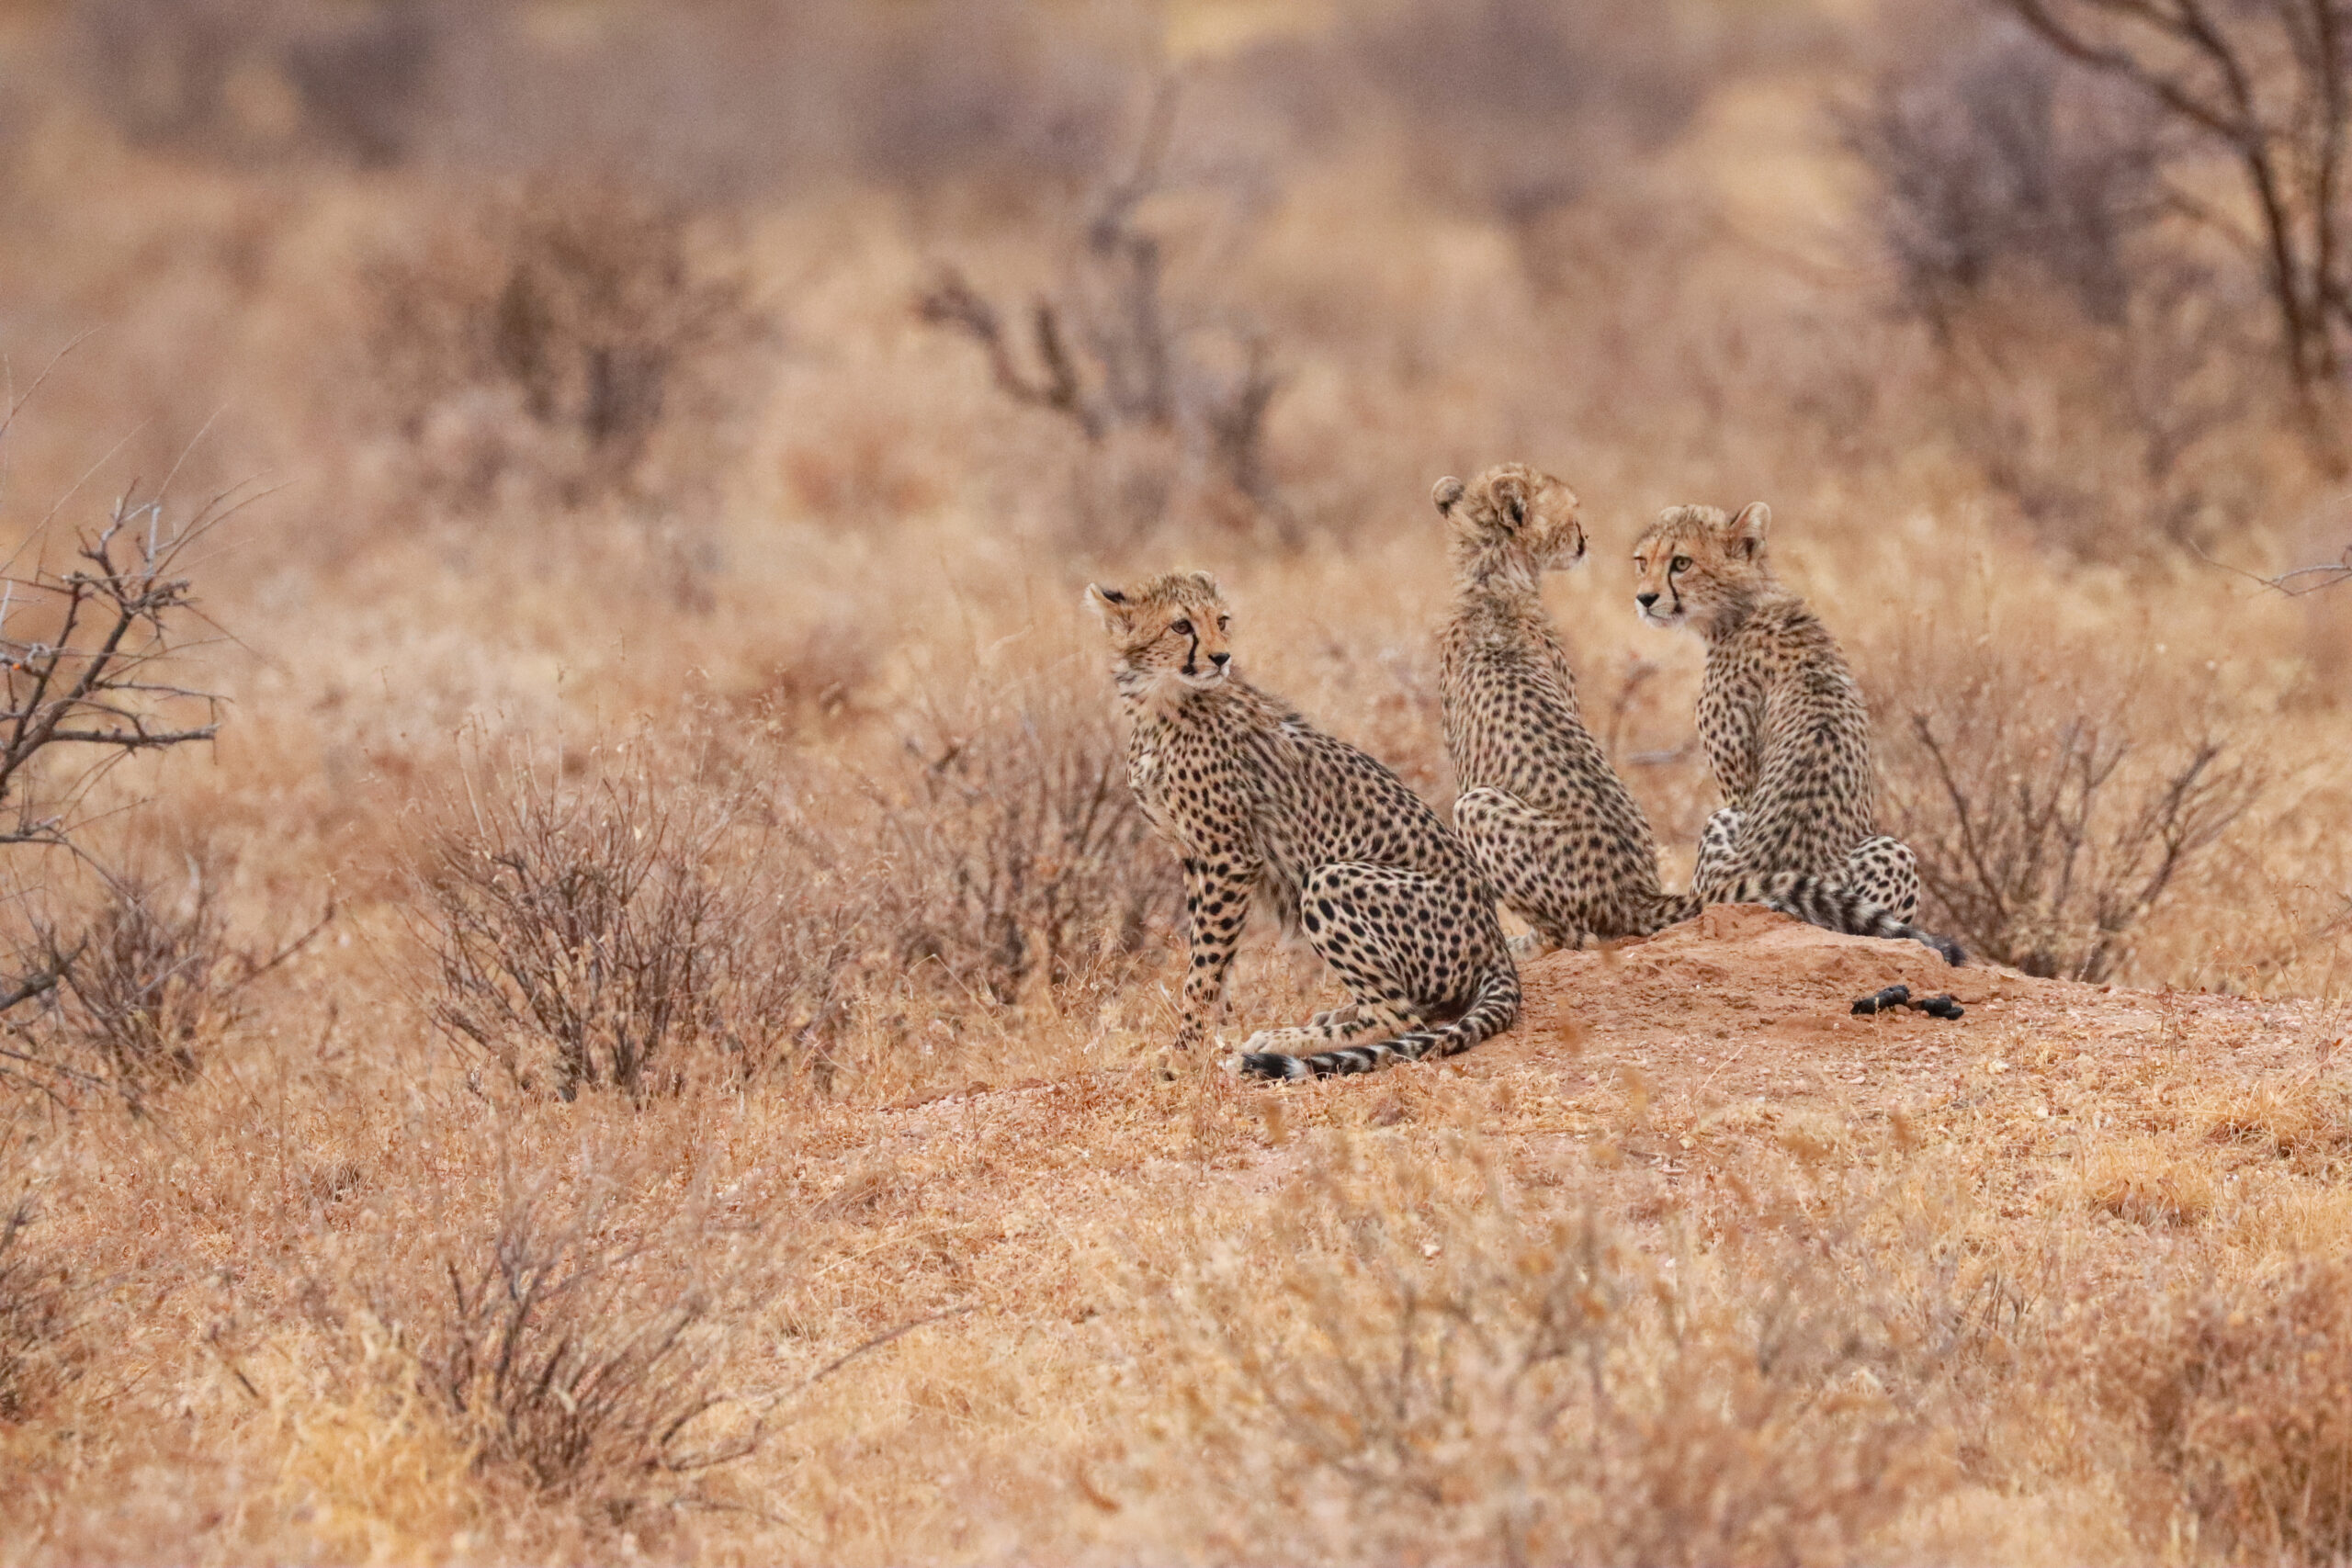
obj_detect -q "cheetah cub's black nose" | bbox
[1636,592,1659,608]
[1210,651,1230,667]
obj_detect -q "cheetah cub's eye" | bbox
[1216,615,1230,630]
[1670,555,1691,573]
[1170,619,1193,637]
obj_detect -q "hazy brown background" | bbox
[1,2,2349,1562]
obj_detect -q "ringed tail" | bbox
[1719,872,1965,965]
[1238,964,1521,1080]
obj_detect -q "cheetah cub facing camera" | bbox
[1435,465,1960,963]
[1631,500,1963,964]
[1087,571,1520,1079]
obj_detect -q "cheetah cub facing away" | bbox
[1632,501,1962,964]
[1087,571,1520,1079]
[1436,465,1959,962]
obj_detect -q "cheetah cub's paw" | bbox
[1242,1026,1323,1056]
[1147,1043,1194,1082]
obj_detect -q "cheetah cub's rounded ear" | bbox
[1084,583,1130,625]
[1490,471,1530,525]
[1729,502,1770,560]
[1432,476,1466,515]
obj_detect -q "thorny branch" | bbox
[0,484,227,1058]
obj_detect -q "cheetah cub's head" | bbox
[1631,502,1772,635]
[1431,463,1586,575]
[1085,570,1234,699]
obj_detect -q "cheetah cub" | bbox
[1632,501,1963,964]
[1435,464,1957,962]
[1088,571,1520,1079]
[1435,465,1684,949]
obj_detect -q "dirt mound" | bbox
[1521,902,2011,1047]
[1448,902,2314,1123]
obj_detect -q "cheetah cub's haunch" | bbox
[1632,501,1963,964]
[1434,465,1956,961]
[1087,571,1520,1079]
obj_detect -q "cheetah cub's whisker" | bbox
[1631,499,1965,964]
[1087,571,1520,1079]
[1433,464,1962,963]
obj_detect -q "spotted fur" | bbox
[1088,571,1520,1079]
[1433,465,1961,964]
[1632,501,1963,964]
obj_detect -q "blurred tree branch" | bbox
[915,79,1289,535]
[1996,0,2352,410]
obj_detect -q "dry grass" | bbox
[0,0,2348,1562]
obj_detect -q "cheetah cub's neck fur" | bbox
[1631,503,1964,964]
[1088,571,1519,1079]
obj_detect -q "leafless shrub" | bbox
[2094,1257,2352,1562]
[1878,646,2262,981]
[418,762,821,1099]
[0,1196,79,1424]
[1849,17,2162,327]
[0,474,227,1098]
[875,671,1179,1008]
[48,873,233,1089]
[17,866,328,1098]
[1849,14,2267,552]
[919,86,1290,544]
[399,1178,754,1512]
[364,184,770,520]
[1991,0,2352,406]
[1163,1152,1943,1563]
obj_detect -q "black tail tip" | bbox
[1909,929,1965,966]
[1237,1051,1312,1081]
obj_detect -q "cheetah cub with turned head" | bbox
[1632,501,1962,964]
[1088,571,1520,1079]
[1437,464,1961,962]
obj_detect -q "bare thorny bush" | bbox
[418,681,1174,1100]
[1849,11,2273,553]
[1875,633,2262,982]
[0,471,243,1101]
[416,760,847,1100]
[29,865,324,1100]
[920,84,1293,546]
[876,668,1177,1009]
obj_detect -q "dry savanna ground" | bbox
[3,0,2352,1562]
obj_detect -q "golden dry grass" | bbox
[0,2,2349,1562]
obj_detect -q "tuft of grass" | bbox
[2099,1258,2352,1562]
[391,1174,758,1518]
[1148,1143,1950,1563]
[0,1197,78,1425]
[2082,1137,2215,1228]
